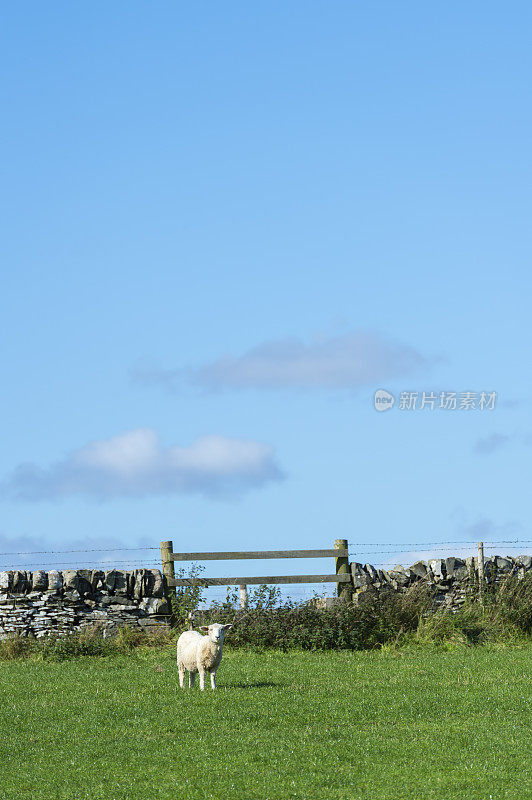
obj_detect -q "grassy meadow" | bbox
[0,643,530,800]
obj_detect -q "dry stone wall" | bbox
[350,554,532,609]
[0,568,170,638]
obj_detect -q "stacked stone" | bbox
[0,568,170,639]
[350,554,532,611]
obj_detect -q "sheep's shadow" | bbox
[226,681,284,689]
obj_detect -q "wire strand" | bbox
[0,546,159,556]
[348,539,531,547]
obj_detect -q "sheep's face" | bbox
[200,623,232,644]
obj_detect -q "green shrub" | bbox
[170,563,207,625]
[191,578,532,651]
[40,628,117,661]
[0,634,35,660]
[1,575,530,661]
[192,584,434,651]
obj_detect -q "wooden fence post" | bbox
[239,584,248,610]
[477,541,485,606]
[160,540,176,610]
[335,539,352,602]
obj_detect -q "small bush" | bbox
[113,626,146,652]
[487,572,532,633]
[0,635,35,660]
[170,563,207,625]
[40,628,117,661]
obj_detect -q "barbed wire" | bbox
[0,538,529,574]
[0,538,529,558]
[0,546,159,557]
[349,546,531,558]
[348,539,532,547]
[0,560,162,570]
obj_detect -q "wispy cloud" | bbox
[473,431,532,455]
[473,433,511,455]
[460,516,523,541]
[131,331,434,393]
[1,429,284,502]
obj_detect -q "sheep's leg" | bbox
[178,663,185,689]
[199,669,206,691]
[210,671,216,690]
[189,671,196,689]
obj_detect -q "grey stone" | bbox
[63,590,81,603]
[90,570,105,590]
[389,566,409,587]
[465,556,477,573]
[41,593,61,604]
[516,555,532,569]
[96,594,114,607]
[12,571,28,593]
[114,571,128,594]
[145,569,164,598]
[379,568,393,585]
[31,571,47,591]
[428,559,445,581]
[133,570,145,599]
[104,593,130,606]
[104,570,128,594]
[104,570,117,592]
[63,570,80,590]
[495,556,513,571]
[126,571,136,596]
[140,597,169,615]
[47,571,62,591]
[75,570,93,596]
[351,563,369,589]
[409,561,428,579]
[0,572,12,591]
[445,557,467,580]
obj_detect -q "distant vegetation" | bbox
[1,573,530,661]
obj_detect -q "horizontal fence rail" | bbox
[169,574,352,587]
[169,549,348,561]
[160,539,352,604]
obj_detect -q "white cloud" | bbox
[2,429,284,501]
[131,330,433,392]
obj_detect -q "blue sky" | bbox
[1,3,531,599]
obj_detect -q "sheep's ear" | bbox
[223,624,233,630]
[200,626,209,632]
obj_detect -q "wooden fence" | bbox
[160,539,353,605]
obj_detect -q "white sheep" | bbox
[177,623,232,690]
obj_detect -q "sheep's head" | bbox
[200,623,232,644]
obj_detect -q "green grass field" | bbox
[0,645,530,800]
